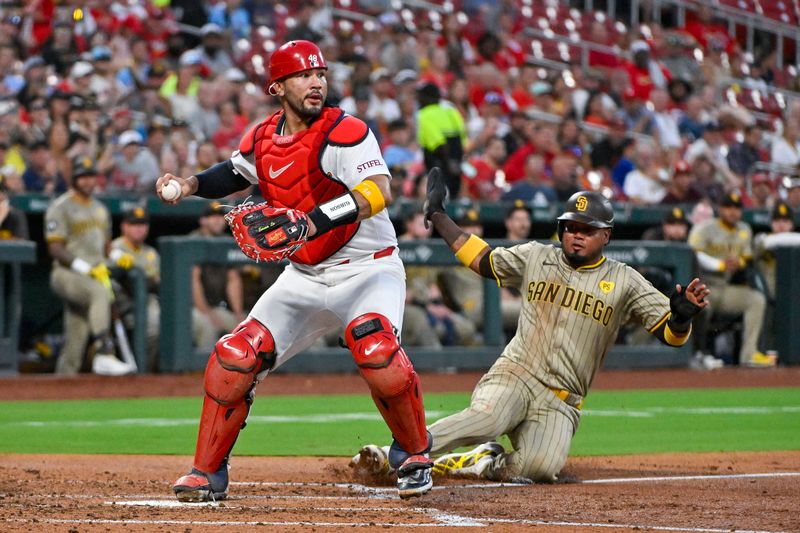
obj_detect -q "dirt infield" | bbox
[1,452,797,532]
[1,367,799,532]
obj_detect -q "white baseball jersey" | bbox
[230,125,397,272]
[227,119,405,367]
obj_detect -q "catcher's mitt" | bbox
[225,201,309,262]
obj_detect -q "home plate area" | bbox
[1,453,797,532]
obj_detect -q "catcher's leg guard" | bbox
[175,318,274,501]
[183,319,274,478]
[345,313,429,458]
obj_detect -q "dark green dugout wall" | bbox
[6,194,800,373]
[157,239,697,373]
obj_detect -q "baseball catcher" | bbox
[159,40,433,501]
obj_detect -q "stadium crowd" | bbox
[1,0,800,372]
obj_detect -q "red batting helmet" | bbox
[268,40,327,82]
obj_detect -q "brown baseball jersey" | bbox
[688,218,752,282]
[45,191,113,375]
[489,241,671,397]
[110,236,160,283]
[45,191,111,265]
[428,241,676,481]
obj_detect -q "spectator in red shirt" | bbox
[26,0,55,52]
[621,40,671,101]
[463,136,507,201]
[509,63,537,111]
[475,31,523,72]
[419,47,455,97]
[467,62,506,110]
[503,122,559,182]
[683,5,736,55]
[588,20,622,70]
[583,91,613,127]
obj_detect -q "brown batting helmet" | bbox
[557,191,614,239]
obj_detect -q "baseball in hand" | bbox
[161,180,182,201]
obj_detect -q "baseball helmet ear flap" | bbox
[557,191,614,240]
[268,40,327,93]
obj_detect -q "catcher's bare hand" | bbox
[156,173,193,205]
[226,202,309,262]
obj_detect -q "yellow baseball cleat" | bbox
[432,442,505,478]
[742,351,777,368]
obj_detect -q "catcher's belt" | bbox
[334,246,396,266]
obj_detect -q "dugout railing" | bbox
[121,267,149,372]
[0,240,36,376]
[775,246,800,364]
[10,193,792,230]
[156,238,699,374]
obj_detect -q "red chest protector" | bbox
[239,107,368,265]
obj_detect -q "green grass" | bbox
[0,388,797,456]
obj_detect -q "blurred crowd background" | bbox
[0,0,797,205]
[2,0,800,372]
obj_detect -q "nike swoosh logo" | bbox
[269,161,294,179]
[365,342,383,356]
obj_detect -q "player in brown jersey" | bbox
[352,169,709,483]
[45,157,136,376]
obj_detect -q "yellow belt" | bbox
[549,387,584,410]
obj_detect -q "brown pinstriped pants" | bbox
[428,362,581,481]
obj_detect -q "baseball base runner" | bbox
[352,183,710,482]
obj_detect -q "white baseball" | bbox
[161,180,182,201]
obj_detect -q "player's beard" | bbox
[72,176,96,198]
[565,250,593,266]
[284,92,324,122]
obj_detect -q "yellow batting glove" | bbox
[116,252,135,270]
[109,249,135,270]
[89,263,112,290]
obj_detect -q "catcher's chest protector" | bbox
[247,108,362,265]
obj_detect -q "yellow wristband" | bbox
[454,234,488,267]
[664,323,691,346]
[353,179,386,216]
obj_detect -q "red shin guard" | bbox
[193,318,274,473]
[345,313,428,455]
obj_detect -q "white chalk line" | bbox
[3,518,471,528]
[107,502,412,511]
[5,516,787,532]
[12,472,796,503]
[7,405,800,427]
[231,480,529,492]
[581,472,800,484]
[11,472,797,502]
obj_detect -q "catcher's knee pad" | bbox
[194,318,275,473]
[204,318,275,404]
[345,313,429,455]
